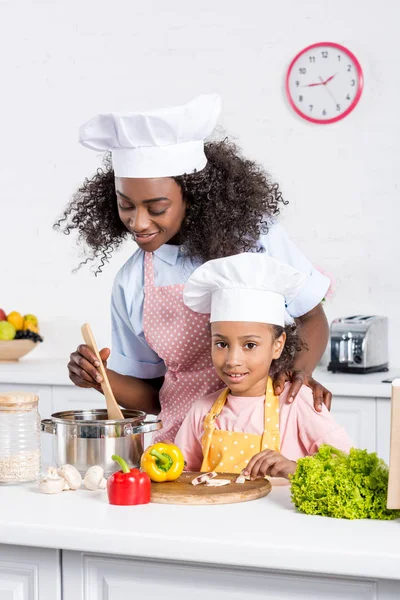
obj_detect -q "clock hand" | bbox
[318,76,339,107]
[323,73,336,85]
[304,74,332,88]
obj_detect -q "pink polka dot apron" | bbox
[143,251,223,443]
[200,377,280,474]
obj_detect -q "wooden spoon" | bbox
[81,323,124,421]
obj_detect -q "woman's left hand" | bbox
[273,370,332,412]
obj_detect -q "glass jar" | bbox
[0,392,41,484]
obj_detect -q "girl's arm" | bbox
[175,405,204,471]
[295,386,353,455]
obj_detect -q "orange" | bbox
[7,311,24,330]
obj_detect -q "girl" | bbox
[176,253,352,478]
[57,94,332,443]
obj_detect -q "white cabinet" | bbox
[0,544,60,599]
[62,551,400,600]
[331,397,376,453]
[377,398,391,464]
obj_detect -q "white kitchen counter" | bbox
[0,357,397,398]
[1,365,399,599]
[0,480,399,583]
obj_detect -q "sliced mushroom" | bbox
[84,466,107,491]
[205,478,231,487]
[235,474,246,484]
[191,471,217,486]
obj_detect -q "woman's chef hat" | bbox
[183,253,308,326]
[79,94,221,178]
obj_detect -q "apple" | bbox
[0,309,6,321]
[0,321,16,340]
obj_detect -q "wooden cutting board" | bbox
[150,472,271,505]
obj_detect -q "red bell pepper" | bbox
[107,455,151,506]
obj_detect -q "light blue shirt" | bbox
[108,223,330,379]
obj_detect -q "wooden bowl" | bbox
[0,340,37,362]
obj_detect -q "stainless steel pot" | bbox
[41,409,162,476]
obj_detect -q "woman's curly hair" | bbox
[269,324,307,375]
[54,139,287,274]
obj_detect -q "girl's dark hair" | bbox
[269,324,306,375]
[54,139,287,274]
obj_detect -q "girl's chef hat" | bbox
[183,253,308,326]
[79,94,221,178]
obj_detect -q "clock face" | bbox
[286,42,363,124]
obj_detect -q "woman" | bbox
[57,94,332,442]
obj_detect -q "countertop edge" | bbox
[1,524,399,581]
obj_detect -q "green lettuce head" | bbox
[290,445,400,520]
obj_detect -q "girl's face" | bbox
[115,177,186,251]
[211,322,286,397]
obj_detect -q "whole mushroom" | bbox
[58,465,82,491]
[84,466,107,491]
[39,467,66,494]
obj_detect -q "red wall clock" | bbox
[286,42,363,124]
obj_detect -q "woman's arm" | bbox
[273,303,332,410]
[68,345,161,414]
[294,303,329,372]
[106,369,162,414]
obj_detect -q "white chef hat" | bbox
[183,253,308,326]
[78,94,221,178]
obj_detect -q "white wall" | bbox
[1,0,399,366]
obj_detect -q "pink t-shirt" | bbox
[175,383,353,471]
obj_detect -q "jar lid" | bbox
[0,391,39,412]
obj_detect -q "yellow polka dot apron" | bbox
[200,377,280,474]
[143,252,223,443]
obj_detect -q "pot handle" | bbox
[41,419,55,434]
[131,420,162,435]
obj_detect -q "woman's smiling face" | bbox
[115,177,186,251]
[211,321,286,396]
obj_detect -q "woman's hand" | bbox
[68,345,111,391]
[273,370,332,412]
[243,450,297,480]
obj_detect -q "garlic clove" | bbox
[84,465,106,491]
[58,465,82,490]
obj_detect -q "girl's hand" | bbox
[68,345,111,391]
[273,370,332,412]
[243,450,297,480]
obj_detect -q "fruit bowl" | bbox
[0,340,37,362]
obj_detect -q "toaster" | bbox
[328,315,389,374]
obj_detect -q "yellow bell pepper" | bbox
[141,443,185,482]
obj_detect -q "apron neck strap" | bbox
[144,251,155,288]
[201,377,279,459]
